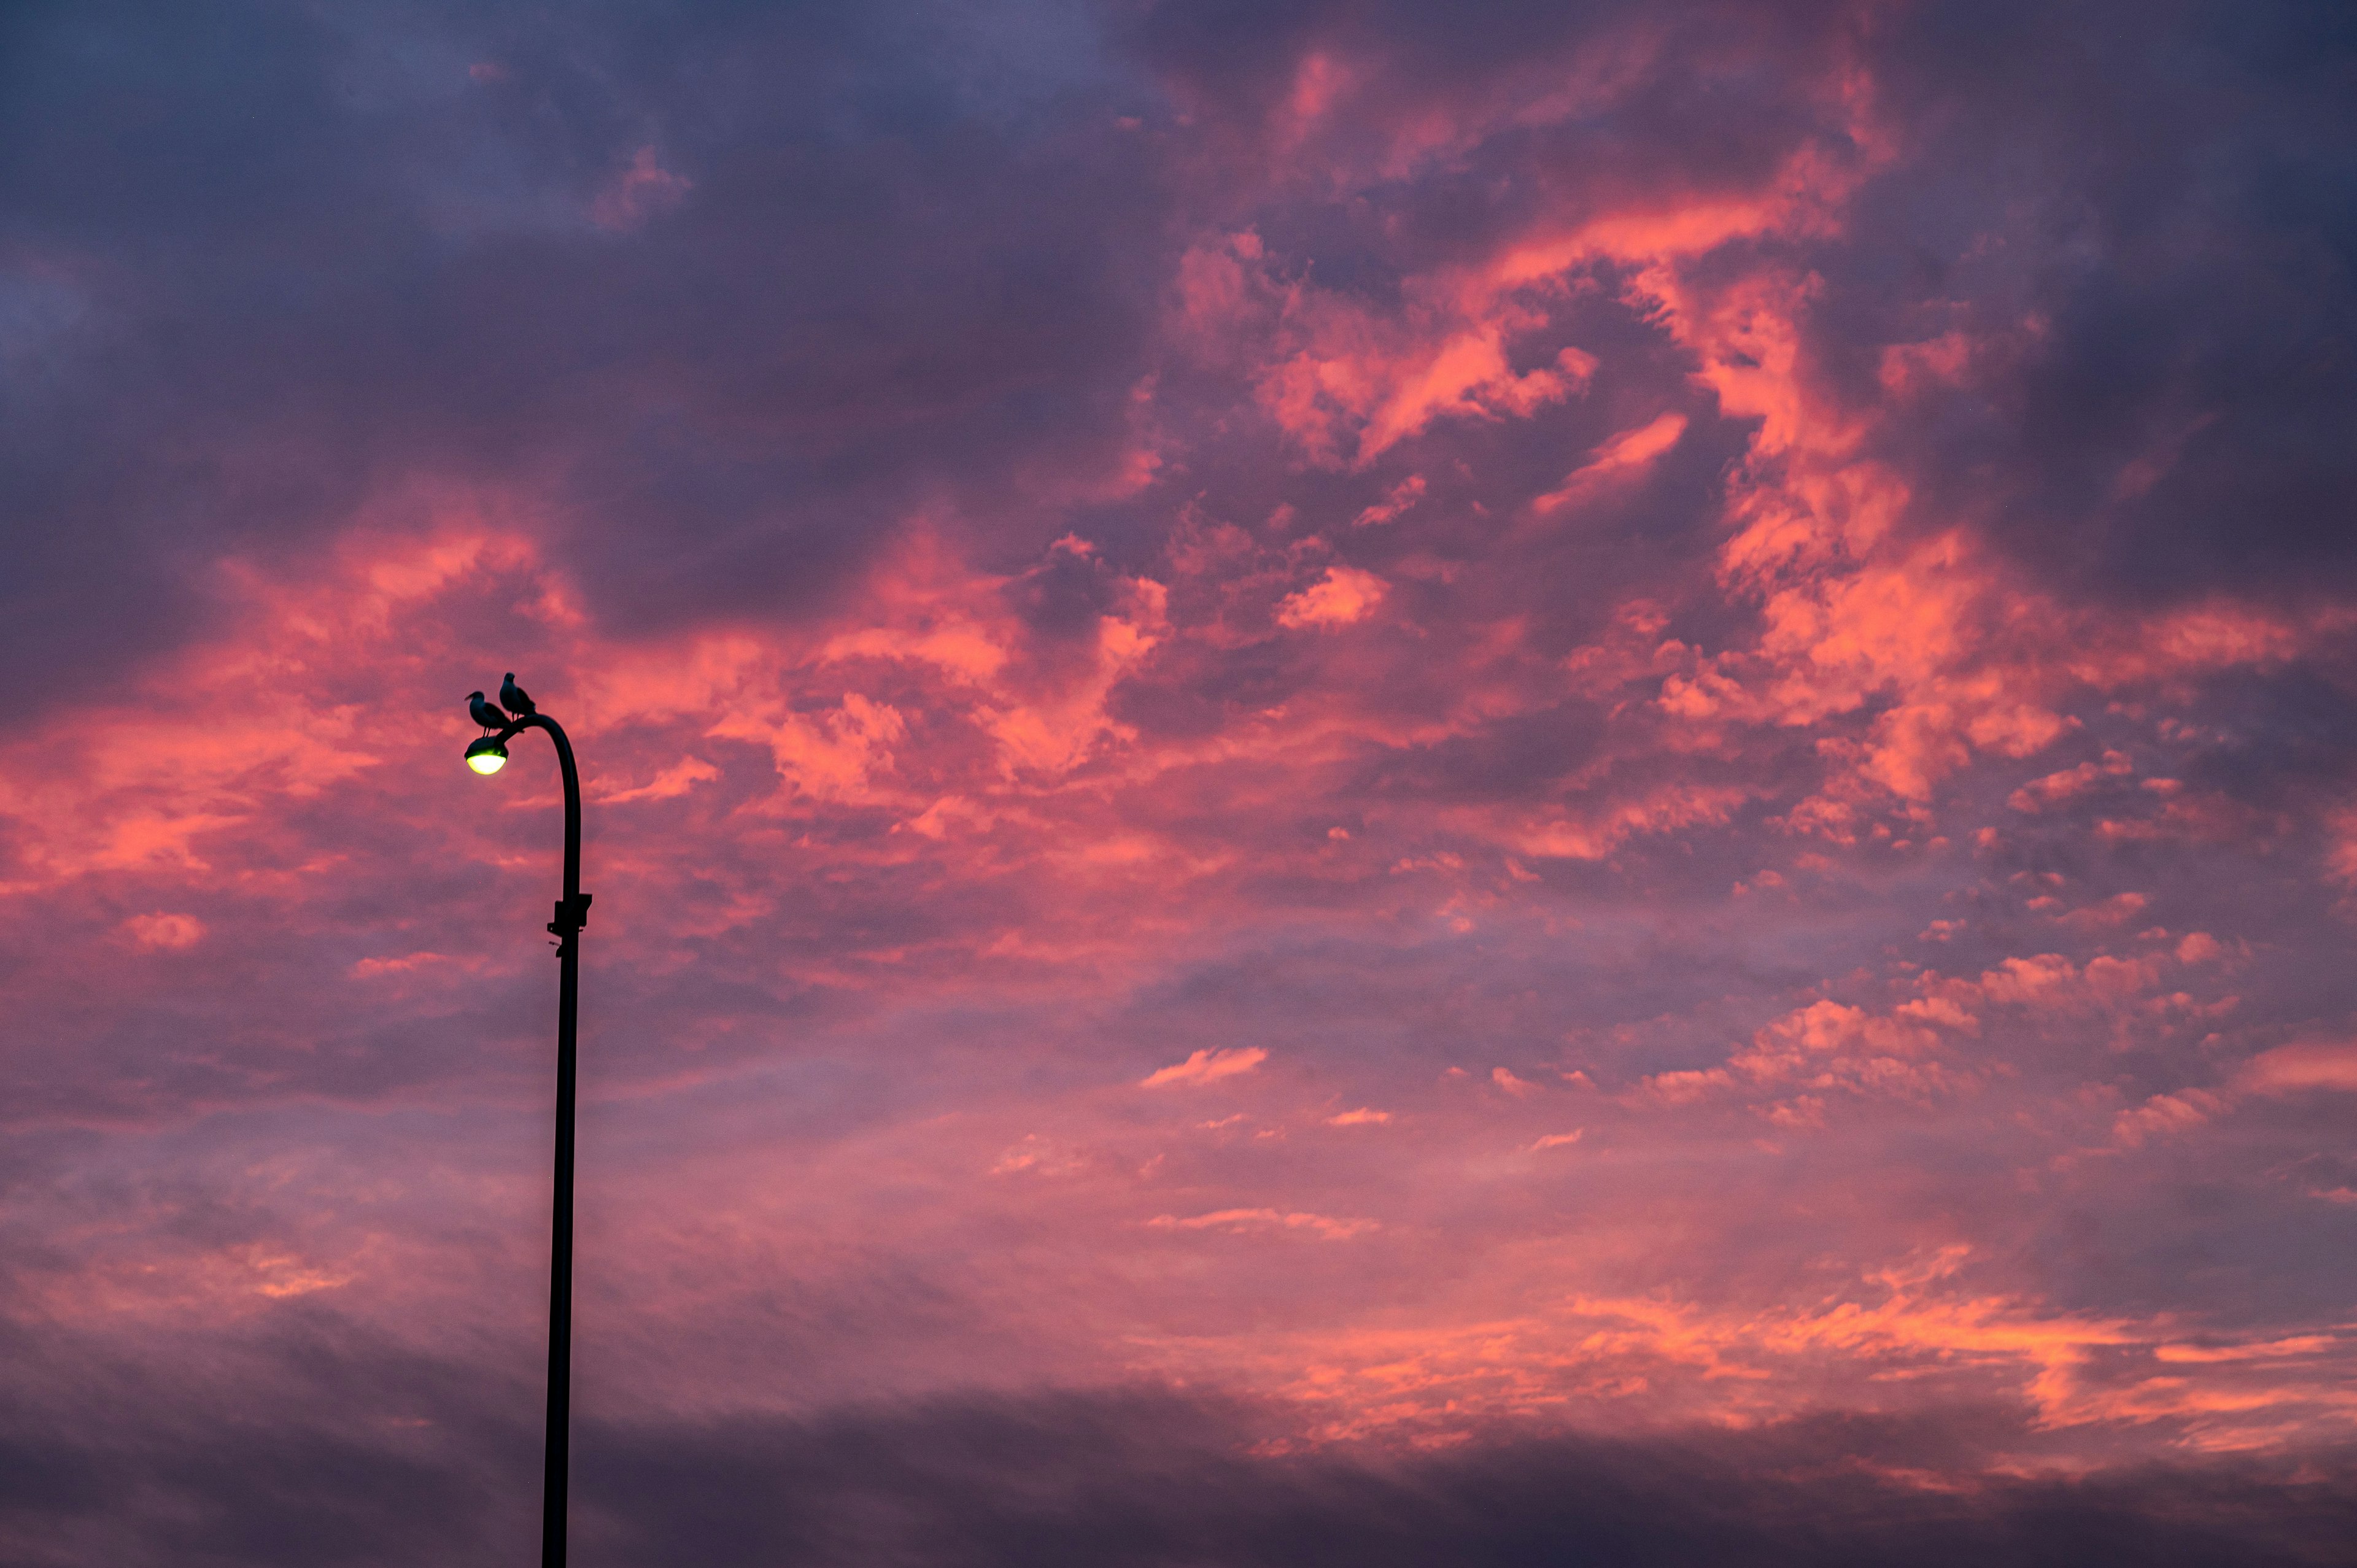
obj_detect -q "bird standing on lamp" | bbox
[464,671,590,1568]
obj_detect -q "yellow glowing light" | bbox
[465,738,509,774]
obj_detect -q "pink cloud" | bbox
[120,913,204,950]
[1142,1047,1269,1088]
[1147,1208,1377,1240]
[1531,412,1687,515]
[590,146,691,231]
[1353,474,1426,528]
[2113,1090,2226,1147]
[600,756,721,804]
[1326,1107,1392,1126]
[1276,566,1387,628]
[2240,1043,2357,1095]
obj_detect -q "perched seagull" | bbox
[500,672,537,719]
[469,691,508,730]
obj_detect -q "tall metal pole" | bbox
[514,715,590,1568]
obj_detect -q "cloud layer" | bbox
[3,0,2355,1558]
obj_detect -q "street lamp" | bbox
[464,674,591,1568]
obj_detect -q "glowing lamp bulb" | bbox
[465,737,509,774]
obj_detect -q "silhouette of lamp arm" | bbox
[464,672,590,1568]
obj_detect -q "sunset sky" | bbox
[4,1,2356,1562]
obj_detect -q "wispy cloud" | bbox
[1142,1047,1270,1088]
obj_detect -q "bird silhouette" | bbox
[500,673,537,719]
[469,691,508,730]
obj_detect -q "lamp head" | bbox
[465,736,509,775]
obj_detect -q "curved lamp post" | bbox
[465,677,591,1568]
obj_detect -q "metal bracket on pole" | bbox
[548,894,592,954]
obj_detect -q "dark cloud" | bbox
[4,1332,2351,1568]
[581,1402,2357,1568]
[0,1315,536,1568]
[6,0,2348,706]
[1823,0,2357,606]
[0,0,1169,722]
[1128,0,1857,170]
